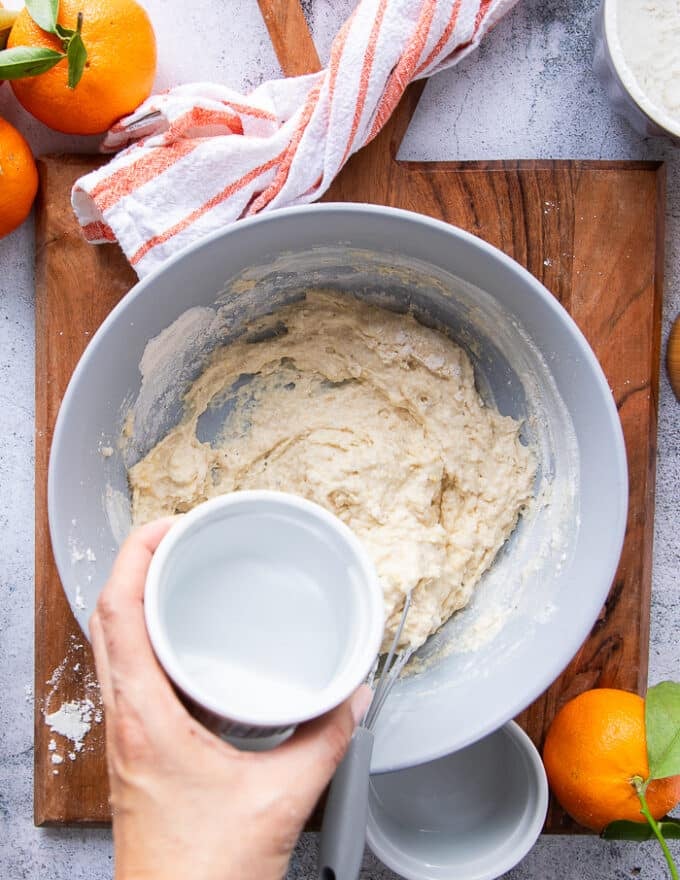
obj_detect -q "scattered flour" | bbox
[24,684,33,702]
[103,485,133,546]
[69,540,97,565]
[42,633,104,774]
[74,585,86,610]
[45,699,95,752]
[69,539,85,563]
[45,655,68,688]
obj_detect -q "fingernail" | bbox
[351,684,373,726]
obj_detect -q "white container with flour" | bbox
[143,490,385,742]
[594,0,680,142]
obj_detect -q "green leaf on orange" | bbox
[646,681,680,780]
[0,45,65,79]
[25,0,60,34]
[603,819,680,841]
[66,30,86,88]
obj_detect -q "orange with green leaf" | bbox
[544,683,680,879]
[0,0,156,134]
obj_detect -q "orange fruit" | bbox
[0,116,38,239]
[543,688,680,832]
[8,0,156,135]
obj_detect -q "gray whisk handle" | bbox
[317,726,375,880]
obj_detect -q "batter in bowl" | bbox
[129,291,536,650]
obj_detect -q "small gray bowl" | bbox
[366,721,548,880]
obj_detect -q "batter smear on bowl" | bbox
[128,291,535,650]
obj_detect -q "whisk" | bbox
[317,594,413,880]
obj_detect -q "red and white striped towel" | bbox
[72,0,518,277]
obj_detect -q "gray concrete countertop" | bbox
[1,0,678,877]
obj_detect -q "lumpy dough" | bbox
[129,291,535,650]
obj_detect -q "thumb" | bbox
[264,685,373,807]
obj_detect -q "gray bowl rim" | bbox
[48,202,628,771]
[365,720,549,880]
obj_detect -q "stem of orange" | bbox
[633,776,678,880]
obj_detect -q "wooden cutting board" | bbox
[34,0,664,833]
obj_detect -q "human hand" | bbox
[90,519,372,880]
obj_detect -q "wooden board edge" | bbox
[394,158,665,174]
[635,162,666,692]
[34,157,51,827]
[256,0,322,77]
[34,817,111,829]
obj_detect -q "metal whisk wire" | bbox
[364,592,413,730]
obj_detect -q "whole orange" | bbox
[0,116,38,239]
[543,688,680,832]
[8,0,156,135]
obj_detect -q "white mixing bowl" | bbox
[49,204,627,772]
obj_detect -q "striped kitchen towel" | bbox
[72,0,518,278]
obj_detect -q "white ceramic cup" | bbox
[144,490,385,741]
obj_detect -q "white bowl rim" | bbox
[365,720,549,880]
[143,489,385,727]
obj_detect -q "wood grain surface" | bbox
[668,316,680,400]
[256,0,322,75]
[34,0,664,834]
[34,155,136,824]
